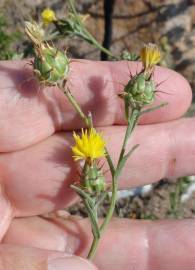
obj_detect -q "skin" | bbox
[0,59,194,269]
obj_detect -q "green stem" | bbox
[71,184,100,240]
[86,109,140,259]
[67,0,116,60]
[84,30,116,59]
[118,108,140,164]
[68,0,78,14]
[100,175,117,233]
[87,236,100,259]
[59,83,90,127]
[99,109,140,237]
[65,80,140,260]
[83,199,100,240]
[87,175,118,260]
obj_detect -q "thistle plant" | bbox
[25,21,92,127]
[70,44,164,260]
[41,8,57,26]
[71,129,106,242]
[40,1,124,60]
[41,2,116,59]
[25,14,164,261]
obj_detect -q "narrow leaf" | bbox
[71,185,100,239]
[105,148,115,177]
[116,144,139,178]
[83,199,100,239]
[140,102,168,116]
[70,184,94,208]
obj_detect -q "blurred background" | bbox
[1,0,195,219]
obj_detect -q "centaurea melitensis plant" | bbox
[25,14,165,260]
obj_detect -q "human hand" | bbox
[0,59,194,270]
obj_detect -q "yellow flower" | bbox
[41,8,56,25]
[140,43,161,70]
[72,128,106,161]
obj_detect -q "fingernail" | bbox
[48,256,96,270]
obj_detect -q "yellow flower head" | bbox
[41,8,56,25]
[72,128,106,161]
[140,43,161,70]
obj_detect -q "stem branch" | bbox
[58,82,90,127]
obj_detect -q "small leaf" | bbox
[105,148,115,177]
[70,184,94,208]
[140,102,168,115]
[116,144,139,178]
[71,184,100,239]
[83,199,100,239]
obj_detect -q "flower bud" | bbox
[25,21,45,45]
[33,43,69,85]
[120,73,155,114]
[140,43,161,74]
[119,44,161,114]
[82,163,106,194]
[25,21,69,86]
[41,8,56,25]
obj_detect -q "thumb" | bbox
[0,184,12,241]
[0,244,98,270]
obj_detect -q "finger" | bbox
[3,216,195,270]
[2,215,80,254]
[0,184,12,241]
[0,244,97,270]
[0,59,191,151]
[1,118,195,216]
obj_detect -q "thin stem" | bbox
[84,29,116,59]
[140,102,168,115]
[87,197,101,260]
[67,0,117,59]
[83,199,100,240]
[105,148,115,177]
[117,109,140,165]
[100,174,117,233]
[99,109,140,236]
[71,184,100,240]
[59,83,90,127]
[68,0,78,15]
[87,236,100,259]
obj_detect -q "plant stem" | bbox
[67,0,117,60]
[87,175,118,260]
[118,108,140,164]
[87,235,101,259]
[100,175,117,233]
[62,71,140,260]
[83,199,100,240]
[71,184,100,241]
[87,109,140,259]
[100,110,140,237]
[59,82,90,127]
[85,30,116,59]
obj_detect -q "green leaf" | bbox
[70,184,94,208]
[116,144,139,178]
[83,199,100,239]
[105,148,115,177]
[96,191,108,207]
[140,102,168,116]
[71,184,100,239]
